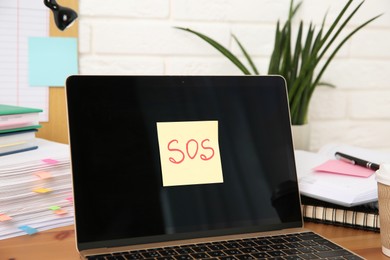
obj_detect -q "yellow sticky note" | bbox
[0,214,12,222]
[33,187,52,193]
[34,171,52,179]
[157,121,224,187]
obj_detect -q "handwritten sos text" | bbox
[167,139,215,164]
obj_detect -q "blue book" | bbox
[0,129,39,156]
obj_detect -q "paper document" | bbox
[0,138,73,240]
[295,143,390,207]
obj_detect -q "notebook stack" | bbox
[0,104,43,156]
[0,138,74,239]
[301,195,380,232]
[295,143,389,232]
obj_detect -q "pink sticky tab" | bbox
[66,197,73,203]
[0,214,12,222]
[42,158,59,165]
[313,159,375,178]
[34,171,52,179]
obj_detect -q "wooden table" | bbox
[0,223,386,259]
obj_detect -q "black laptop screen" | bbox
[66,75,302,250]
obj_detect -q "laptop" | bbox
[65,75,363,260]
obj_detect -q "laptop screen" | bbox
[66,75,302,251]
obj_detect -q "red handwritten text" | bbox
[167,138,215,164]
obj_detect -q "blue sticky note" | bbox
[28,37,78,87]
[18,225,38,235]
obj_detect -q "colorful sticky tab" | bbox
[18,225,38,235]
[34,171,52,179]
[49,205,61,211]
[0,214,12,222]
[42,158,59,165]
[54,209,68,215]
[65,197,73,203]
[33,187,52,193]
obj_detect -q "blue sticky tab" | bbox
[18,225,38,235]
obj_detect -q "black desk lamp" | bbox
[44,0,78,31]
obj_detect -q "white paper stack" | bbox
[0,138,74,239]
[295,143,390,207]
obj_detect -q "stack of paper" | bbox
[295,143,390,207]
[0,138,73,239]
[0,104,43,156]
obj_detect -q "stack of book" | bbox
[0,104,43,156]
[0,138,74,239]
[295,144,389,232]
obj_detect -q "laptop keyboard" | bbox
[86,231,362,260]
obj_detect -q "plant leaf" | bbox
[268,21,282,74]
[317,1,364,64]
[175,27,252,75]
[280,17,292,79]
[290,21,303,89]
[317,82,336,88]
[290,0,302,20]
[311,13,382,95]
[291,0,354,98]
[232,34,259,75]
[288,23,314,102]
[317,0,353,49]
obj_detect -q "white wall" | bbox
[78,0,390,151]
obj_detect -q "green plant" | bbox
[176,0,381,125]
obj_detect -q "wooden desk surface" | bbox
[0,222,385,259]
